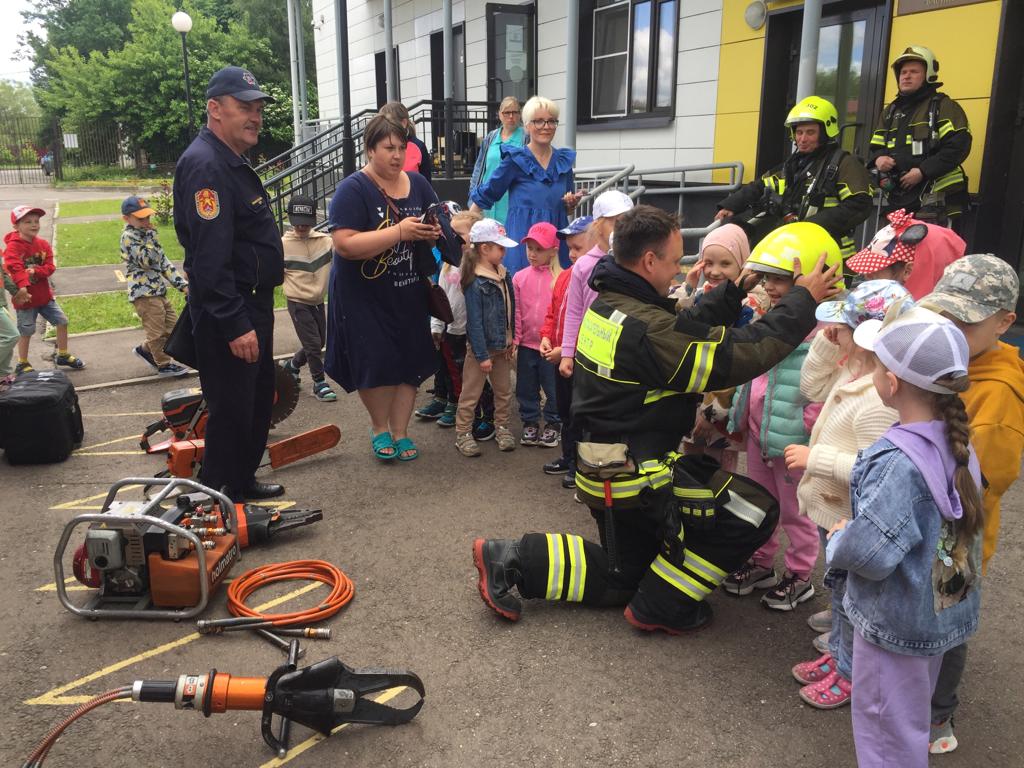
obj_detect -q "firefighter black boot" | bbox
[472,538,524,621]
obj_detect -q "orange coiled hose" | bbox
[226,560,354,626]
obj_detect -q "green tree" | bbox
[0,81,43,120]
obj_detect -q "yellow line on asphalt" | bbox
[24,581,324,706]
[257,687,408,767]
[74,450,146,456]
[114,269,126,282]
[51,486,142,510]
[77,435,140,450]
[84,412,162,417]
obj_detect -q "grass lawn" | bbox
[56,220,184,267]
[57,198,125,218]
[56,287,288,335]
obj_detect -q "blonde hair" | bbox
[460,244,486,292]
[445,210,483,278]
[498,96,521,115]
[930,375,984,541]
[522,96,559,125]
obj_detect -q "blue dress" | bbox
[470,144,575,274]
[324,171,439,392]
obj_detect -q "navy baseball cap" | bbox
[557,215,593,239]
[121,195,155,218]
[205,66,275,103]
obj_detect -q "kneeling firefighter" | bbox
[473,208,843,634]
[716,96,873,260]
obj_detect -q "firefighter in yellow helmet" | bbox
[870,46,971,227]
[716,96,874,261]
[472,209,842,635]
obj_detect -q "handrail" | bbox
[626,162,745,220]
[573,165,636,210]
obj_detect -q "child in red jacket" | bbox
[538,215,592,486]
[3,205,85,373]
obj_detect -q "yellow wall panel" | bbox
[958,97,989,194]
[886,1,1001,102]
[721,0,766,44]
[716,39,766,114]
[713,111,760,183]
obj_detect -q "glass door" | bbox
[486,4,536,107]
[815,20,867,153]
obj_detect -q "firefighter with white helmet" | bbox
[870,45,971,226]
[716,96,874,261]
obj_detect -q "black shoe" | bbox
[543,457,570,475]
[242,480,285,500]
[472,538,523,621]
[561,472,577,489]
[624,599,713,635]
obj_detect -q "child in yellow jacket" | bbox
[920,253,1024,754]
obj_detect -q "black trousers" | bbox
[515,488,778,624]
[286,300,326,379]
[556,370,577,466]
[195,301,275,494]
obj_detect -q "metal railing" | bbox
[627,162,745,221]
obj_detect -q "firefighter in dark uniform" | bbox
[173,66,285,502]
[472,207,842,634]
[869,46,971,227]
[716,96,873,260]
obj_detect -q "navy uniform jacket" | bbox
[173,127,284,340]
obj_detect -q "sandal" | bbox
[799,669,852,709]
[792,653,834,685]
[393,436,419,462]
[371,430,397,461]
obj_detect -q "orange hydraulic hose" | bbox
[226,560,354,626]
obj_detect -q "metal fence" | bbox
[0,116,54,185]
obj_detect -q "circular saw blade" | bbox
[271,363,301,426]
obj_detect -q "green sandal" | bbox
[393,437,419,462]
[371,430,397,461]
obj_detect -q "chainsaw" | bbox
[54,477,322,620]
[23,641,425,765]
[140,363,300,453]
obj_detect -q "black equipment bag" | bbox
[0,370,84,464]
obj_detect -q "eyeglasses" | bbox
[530,119,558,128]
[500,110,520,116]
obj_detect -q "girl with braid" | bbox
[825,303,983,768]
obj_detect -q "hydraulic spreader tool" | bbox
[54,477,322,619]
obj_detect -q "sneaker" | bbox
[929,719,958,754]
[281,359,301,380]
[312,379,337,401]
[562,472,577,490]
[792,653,835,685]
[473,420,495,441]
[134,345,158,369]
[14,361,34,375]
[157,363,188,378]
[807,608,832,634]
[415,398,447,419]
[539,424,561,448]
[436,403,457,427]
[799,669,852,709]
[543,457,571,475]
[55,353,85,369]
[520,423,540,446]
[721,561,779,596]
[761,572,815,611]
[495,426,516,452]
[812,631,831,655]
[455,432,481,457]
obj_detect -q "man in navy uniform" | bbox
[173,66,285,502]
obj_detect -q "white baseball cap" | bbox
[853,304,969,395]
[592,190,634,219]
[469,218,518,247]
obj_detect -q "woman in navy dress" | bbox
[326,114,441,461]
[470,96,583,275]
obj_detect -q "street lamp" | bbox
[171,10,195,139]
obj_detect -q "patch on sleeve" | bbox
[195,189,220,220]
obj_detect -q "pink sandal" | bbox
[799,669,852,709]
[792,653,834,685]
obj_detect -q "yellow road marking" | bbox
[84,412,162,417]
[24,581,324,706]
[114,269,126,282]
[77,435,140,451]
[258,687,408,767]
[74,450,146,456]
[51,486,142,510]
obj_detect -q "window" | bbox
[587,0,677,122]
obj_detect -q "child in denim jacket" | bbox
[455,219,518,457]
[826,304,983,768]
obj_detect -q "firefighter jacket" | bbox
[869,84,971,213]
[718,145,873,258]
[571,256,819,463]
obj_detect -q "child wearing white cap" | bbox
[454,219,519,456]
[825,304,983,768]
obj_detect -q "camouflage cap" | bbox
[919,254,1019,323]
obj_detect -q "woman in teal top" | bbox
[468,96,525,224]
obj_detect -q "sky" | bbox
[0,0,42,84]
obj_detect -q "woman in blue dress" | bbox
[468,96,525,225]
[470,96,582,274]
[326,114,442,462]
